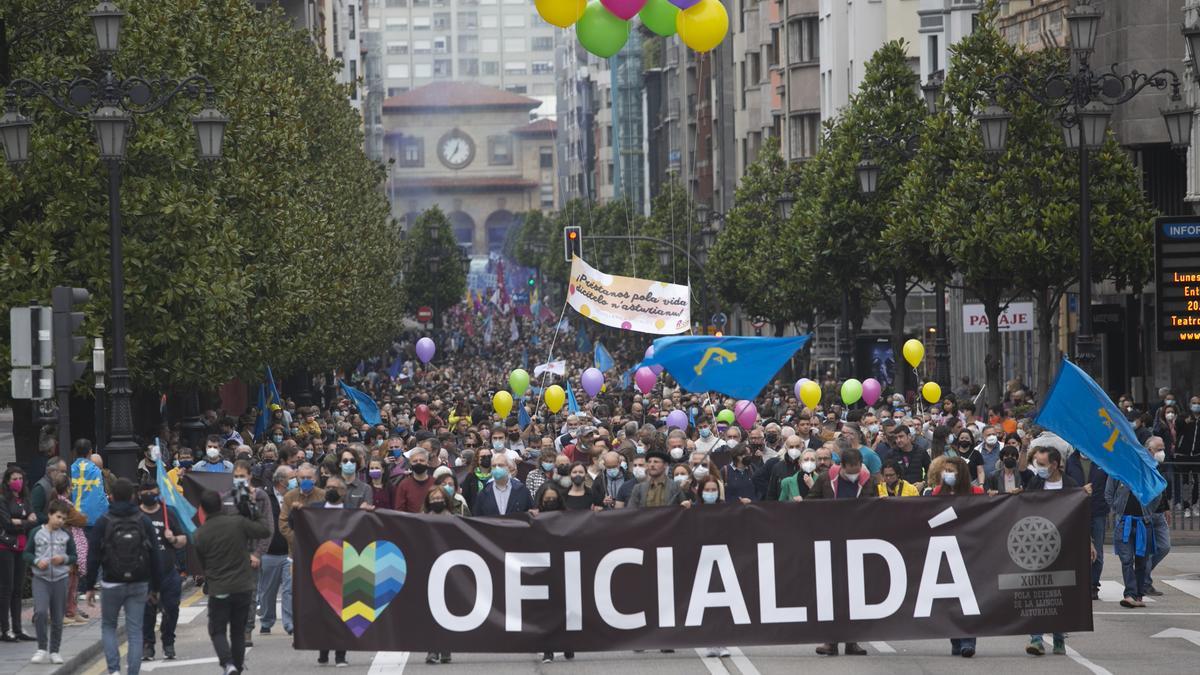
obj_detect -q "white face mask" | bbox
[632,466,647,480]
[1153,450,1166,464]
[841,470,860,481]
[1033,463,1050,479]
[942,472,957,486]
[206,448,220,461]
[800,460,817,474]
[985,435,998,447]
[692,466,709,479]
[1166,412,1177,422]
[786,447,802,460]
[669,447,684,460]
[672,474,688,484]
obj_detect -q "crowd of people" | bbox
[2,306,1196,671]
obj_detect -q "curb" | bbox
[49,625,122,675]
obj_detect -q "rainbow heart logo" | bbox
[312,540,406,637]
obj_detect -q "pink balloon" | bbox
[794,378,811,401]
[581,368,604,397]
[734,400,757,430]
[415,337,436,364]
[862,378,882,407]
[644,345,663,376]
[635,367,657,395]
[601,0,647,20]
[666,410,688,430]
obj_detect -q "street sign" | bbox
[1154,216,1200,351]
[9,306,52,367]
[711,312,727,327]
[751,317,766,329]
[417,306,433,323]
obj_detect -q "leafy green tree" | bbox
[401,206,466,326]
[0,0,404,406]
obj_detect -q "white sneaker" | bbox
[49,653,63,664]
[30,650,47,664]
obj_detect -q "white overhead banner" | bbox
[533,360,566,377]
[963,302,1034,333]
[567,256,691,335]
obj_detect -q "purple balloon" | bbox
[666,409,688,430]
[581,367,604,397]
[635,366,657,395]
[862,378,882,407]
[668,0,700,8]
[415,337,436,364]
[794,378,811,401]
[644,345,664,376]
[734,400,757,430]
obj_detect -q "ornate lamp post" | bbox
[1,2,228,479]
[974,0,1192,378]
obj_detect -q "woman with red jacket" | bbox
[932,455,983,658]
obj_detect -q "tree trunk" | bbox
[983,296,1004,409]
[1033,287,1059,400]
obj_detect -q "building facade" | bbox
[382,82,557,255]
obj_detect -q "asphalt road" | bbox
[81,548,1200,675]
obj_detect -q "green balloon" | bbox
[716,409,735,425]
[638,0,678,37]
[509,368,531,398]
[577,1,630,58]
[841,378,863,405]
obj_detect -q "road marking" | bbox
[1097,580,1155,603]
[869,641,896,653]
[180,588,205,607]
[727,647,761,675]
[1040,634,1112,675]
[369,651,410,674]
[1151,628,1200,648]
[142,649,252,671]
[176,606,205,624]
[1095,611,1200,615]
[1163,579,1200,600]
[694,648,731,674]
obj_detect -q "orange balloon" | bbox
[1002,418,1018,434]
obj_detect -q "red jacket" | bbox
[932,485,985,495]
[392,475,434,513]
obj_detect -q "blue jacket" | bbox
[472,478,533,517]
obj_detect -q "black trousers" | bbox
[207,591,251,669]
[0,549,26,634]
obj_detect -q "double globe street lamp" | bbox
[972,0,1193,378]
[0,2,228,479]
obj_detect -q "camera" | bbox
[234,482,257,520]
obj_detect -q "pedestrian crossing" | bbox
[1096,580,1156,603]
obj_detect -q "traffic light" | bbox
[563,225,582,262]
[527,276,535,287]
[51,286,90,388]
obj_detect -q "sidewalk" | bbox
[0,600,118,675]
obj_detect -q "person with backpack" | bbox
[84,478,163,675]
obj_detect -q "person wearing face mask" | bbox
[694,420,725,454]
[220,461,274,647]
[778,449,820,501]
[305,476,350,667]
[524,449,556,496]
[666,433,689,464]
[433,471,471,516]
[720,444,757,503]
[366,459,393,510]
[1103,440,1164,610]
[1140,436,1172,597]
[807,446,876,656]
[985,446,1027,495]
[764,436,805,502]
[194,437,233,473]
[591,452,629,511]
[975,427,1004,482]
[461,448,494,512]
[420,485,457,665]
[562,463,599,511]
[255,466,295,639]
[472,455,533,517]
[392,448,434,513]
[875,459,918,497]
[1153,403,1180,458]
[615,456,648,508]
[928,456,983,657]
[1178,397,1200,512]
[628,450,689,508]
[692,475,732,659]
[278,463,324,560]
[137,481,187,661]
[335,445,374,509]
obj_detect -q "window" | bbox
[482,37,499,53]
[459,35,479,52]
[482,61,500,75]
[434,59,453,76]
[385,0,406,7]
[349,59,358,99]
[504,61,527,74]
[397,137,424,166]
[531,36,553,51]
[414,39,432,54]
[532,60,553,75]
[413,0,429,6]
[505,84,527,93]
[788,112,819,159]
[739,60,746,108]
[348,4,356,39]
[770,27,780,67]
[387,40,409,55]
[415,63,432,78]
[433,36,449,53]
[433,12,451,30]
[488,135,513,165]
[458,11,478,29]
[789,17,818,64]
[504,37,524,52]
[928,34,939,75]
[481,14,498,28]
[748,51,761,84]
[385,17,408,30]
[413,16,431,30]
[368,17,380,29]
[387,63,410,78]
[503,14,525,27]
[540,184,554,208]
[459,58,480,76]
[540,146,553,169]
[433,0,450,6]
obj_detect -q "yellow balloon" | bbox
[545,385,566,413]
[903,339,925,368]
[922,382,942,404]
[535,0,586,28]
[493,390,513,418]
[800,380,822,410]
[676,0,728,53]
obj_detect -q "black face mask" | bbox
[1002,457,1018,469]
[140,494,158,507]
[556,465,571,477]
[479,455,492,469]
[571,474,585,485]
[958,440,973,449]
[428,501,447,513]
[325,489,341,503]
[765,434,779,445]
[541,499,561,511]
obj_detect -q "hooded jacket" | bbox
[807,464,879,500]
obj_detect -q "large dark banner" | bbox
[292,491,1092,652]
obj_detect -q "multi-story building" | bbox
[917,0,980,83]
[818,0,919,121]
[383,82,557,254]
[364,0,558,115]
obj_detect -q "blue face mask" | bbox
[299,478,314,493]
[699,428,712,438]
[541,462,555,472]
[392,449,404,458]
[287,478,298,491]
[341,461,357,475]
[272,435,283,444]
[491,467,509,481]
[606,467,620,479]
[442,484,455,499]
[395,427,408,436]
[701,492,718,504]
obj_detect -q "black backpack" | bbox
[102,512,151,582]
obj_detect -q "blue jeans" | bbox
[1114,525,1151,599]
[1089,514,1106,589]
[1148,512,1171,585]
[101,581,148,675]
[256,554,292,631]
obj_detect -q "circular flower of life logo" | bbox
[1007,516,1062,571]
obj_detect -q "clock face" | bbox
[438,130,474,169]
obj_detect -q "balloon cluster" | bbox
[536,0,729,58]
[789,339,945,410]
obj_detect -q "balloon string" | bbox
[532,297,572,422]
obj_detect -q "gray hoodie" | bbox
[22,524,77,582]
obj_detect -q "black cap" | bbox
[645,449,671,463]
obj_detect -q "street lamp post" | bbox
[0,2,227,479]
[974,0,1192,379]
